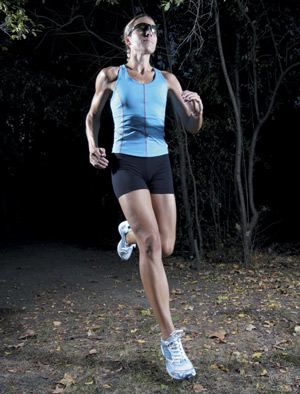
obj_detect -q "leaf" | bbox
[194,383,207,392]
[184,305,194,311]
[245,324,257,331]
[294,326,300,335]
[59,373,76,387]
[208,330,228,342]
[7,342,24,350]
[19,329,36,339]
[141,309,152,316]
[171,288,184,295]
[52,385,64,394]
[260,369,268,376]
[252,352,262,359]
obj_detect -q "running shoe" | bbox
[117,221,136,260]
[161,330,196,380]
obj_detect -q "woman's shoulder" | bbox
[160,70,178,81]
[98,66,120,83]
[160,70,180,89]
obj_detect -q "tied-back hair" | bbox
[123,14,155,59]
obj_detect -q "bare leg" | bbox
[119,190,176,340]
[125,193,176,257]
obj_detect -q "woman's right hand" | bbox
[89,147,109,169]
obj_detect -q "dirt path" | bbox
[0,241,299,393]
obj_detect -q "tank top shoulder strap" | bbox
[153,67,168,86]
[112,65,125,96]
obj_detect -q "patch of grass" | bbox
[273,350,300,366]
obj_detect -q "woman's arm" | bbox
[162,71,203,134]
[85,67,118,169]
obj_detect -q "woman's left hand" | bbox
[181,90,203,117]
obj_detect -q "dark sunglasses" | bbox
[128,23,157,36]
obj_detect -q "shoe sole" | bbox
[117,240,133,260]
[166,363,196,380]
[117,222,135,260]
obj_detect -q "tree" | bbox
[1,0,299,259]
[0,0,40,40]
[214,0,300,263]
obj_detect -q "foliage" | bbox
[96,0,120,5]
[161,0,184,12]
[0,0,42,39]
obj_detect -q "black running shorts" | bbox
[111,153,174,199]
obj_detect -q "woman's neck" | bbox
[126,54,152,73]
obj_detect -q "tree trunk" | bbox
[214,0,252,263]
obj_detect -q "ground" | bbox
[0,241,299,394]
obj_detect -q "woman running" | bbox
[86,14,203,380]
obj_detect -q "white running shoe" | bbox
[117,221,136,260]
[161,330,196,380]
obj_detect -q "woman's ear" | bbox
[125,35,131,46]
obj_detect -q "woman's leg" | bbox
[119,189,176,340]
[125,193,176,257]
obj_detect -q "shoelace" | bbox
[167,331,187,364]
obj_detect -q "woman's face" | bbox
[126,17,157,56]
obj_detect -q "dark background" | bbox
[1,0,299,251]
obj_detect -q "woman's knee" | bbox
[162,241,174,257]
[138,230,161,257]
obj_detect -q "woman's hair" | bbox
[123,14,155,58]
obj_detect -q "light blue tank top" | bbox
[110,64,168,157]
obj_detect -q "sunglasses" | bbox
[128,23,157,36]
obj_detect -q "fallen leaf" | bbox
[194,383,207,392]
[7,342,24,350]
[294,326,300,335]
[262,320,273,327]
[52,385,64,394]
[208,330,228,342]
[59,373,76,387]
[171,289,184,295]
[19,329,36,339]
[245,324,257,331]
[260,369,268,376]
[141,309,152,316]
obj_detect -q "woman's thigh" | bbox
[119,189,161,252]
[151,194,176,256]
[118,190,176,256]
